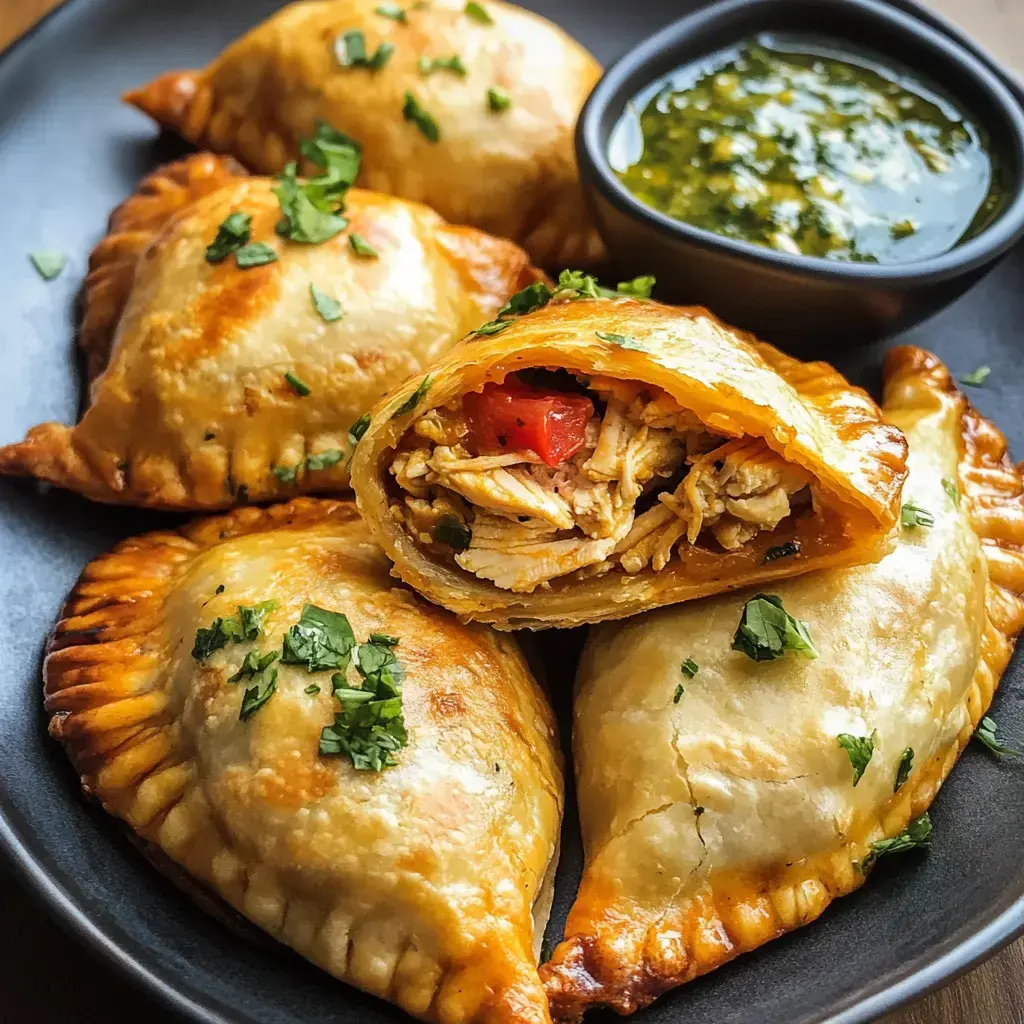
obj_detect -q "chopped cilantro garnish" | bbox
[837,730,877,786]
[284,371,311,396]
[191,600,278,660]
[861,813,932,872]
[375,3,407,21]
[304,684,322,696]
[402,91,440,142]
[433,514,471,551]
[205,212,251,263]
[499,281,553,316]
[673,683,684,703]
[29,250,67,280]
[901,501,934,528]
[300,121,362,185]
[960,366,991,387]
[239,657,279,720]
[215,584,226,595]
[273,464,299,485]
[419,54,467,76]
[487,86,511,111]
[306,449,344,472]
[235,242,278,268]
[975,715,1020,758]
[311,283,344,322]
[942,477,960,507]
[731,594,818,662]
[228,649,280,684]
[319,632,409,770]
[894,747,914,792]
[472,318,515,336]
[681,658,699,678]
[282,603,357,673]
[392,375,432,418]
[335,30,394,70]
[349,232,379,258]
[616,275,656,298]
[557,269,601,298]
[464,1,493,23]
[763,540,800,563]
[348,413,371,445]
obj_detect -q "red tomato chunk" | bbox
[464,377,594,467]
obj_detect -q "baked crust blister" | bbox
[44,497,563,1024]
[539,346,1024,1020]
[0,154,542,509]
[123,0,604,268]
[350,296,910,629]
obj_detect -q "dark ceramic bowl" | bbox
[577,0,1024,348]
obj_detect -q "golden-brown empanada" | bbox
[45,497,563,1024]
[540,347,1024,1020]
[0,153,541,508]
[124,0,604,267]
[350,291,909,629]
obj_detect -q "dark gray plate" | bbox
[2,1,1024,1023]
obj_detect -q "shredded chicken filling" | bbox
[388,378,813,592]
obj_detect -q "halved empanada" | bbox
[45,497,563,1024]
[540,347,1024,1019]
[0,153,541,508]
[350,293,909,628]
[124,0,603,267]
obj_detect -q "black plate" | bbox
[2,2,1024,1023]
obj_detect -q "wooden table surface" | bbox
[1,0,1024,1022]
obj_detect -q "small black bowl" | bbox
[577,0,1024,348]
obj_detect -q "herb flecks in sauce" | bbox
[612,37,1000,263]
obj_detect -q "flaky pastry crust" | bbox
[44,498,563,1024]
[0,154,541,508]
[350,297,909,629]
[124,0,604,268]
[540,346,1024,1019]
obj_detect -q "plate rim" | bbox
[2,0,1024,1021]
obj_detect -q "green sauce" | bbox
[610,36,1003,262]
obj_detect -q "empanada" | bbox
[45,497,563,1024]
[124,0,603,267]
[350,285,909,628]
[540,347,1024,1019]
[0,152,541,508]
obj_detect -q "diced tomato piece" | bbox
[464,377,594,467]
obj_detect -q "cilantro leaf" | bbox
[837,730,877,786]
[348,232,379,258]
[273,464,299,485]
[306,449,344,472]
[498,281,553,317]
[191,618,234,661]
[557,269,602,298]
[311,283,344,322]
[228,649,280,684]
[861,813,932,872]
[192,601,278,660]
[464,1,493,23]
[29,250,67,280]
[975,715,1021,758]
[205,212,251,263]
[239,662,279,720]
[894,747,914,792]
[960,366,990,387]
[301,121,362,185]
[616,275,656,298]
[673,683,684,703]
[763,540,801,563]
[433,514,471,551]
[304,684,322,696]
[731,594,818,662]
[419,54,467,76]
[487,86,511,111]
[281,603,357,673]
[235,242,278,268]
[901,501,934,528]
[273,162,348,244]
[334,31,394,71]
[391,375,432,418]
[471,318,515,336]
[284,371,311,396]
[680,658,699,678]
[403,92,440,142]
[376,2,407,20]
[348,413,371,445]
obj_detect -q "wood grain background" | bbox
[1,0,1023,1022]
